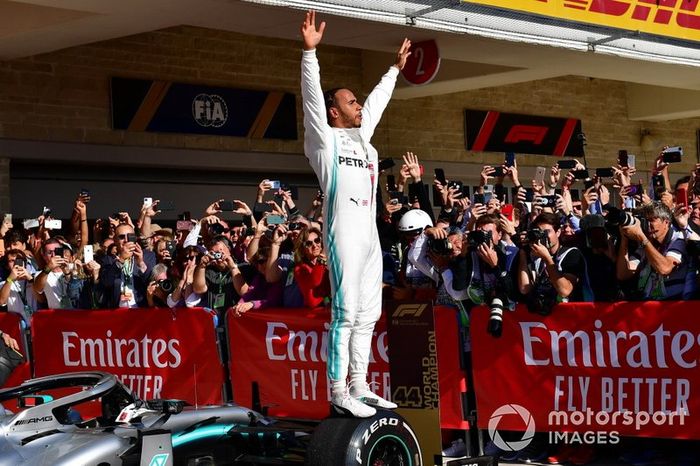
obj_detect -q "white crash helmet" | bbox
[398,209,433,233]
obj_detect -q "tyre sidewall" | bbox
[345,411,422,466]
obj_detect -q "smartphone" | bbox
[387,175,398,192]
[483,184,494,194]
[501,204,514,221]
[83,245,94,264]
[178,211,191,221]
[219,200,234,211]
[42,206,51,216]
[627,183,641,196]
[483,192,493,204]
[662,146,683,163]
[432,185,444,207]
[14,256,26,269]
[627,154,636,169]
[584,179,596,190]
[79,189,91,202]
[23,219,39,229]
[266,214,286,225]
[126,233,138,243]
[461,185,470,199]
[378,158,395,172]
[572,169,590,180]
[45,219,62,230]
[473,193,485,205]
[677,187,688,208]
[176,220,194,231]
[505,152,516,168]
[651,174,665,191]
[143,197,153,209]
[3,213,11,224]
[595,167,614,178]
[494,183,506,201]
[448,180,463,191]
[268,180,281,190]
[618,150,628,168]
[434,168,447,185]
[524,188,534,202]
[557,160,577,169]
[407,183,423,202]
[534,166,546,185]
[492,166,505,178]
[53,246,65,258]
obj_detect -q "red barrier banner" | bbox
[0,312,30,389]
[228,305,467,428]
[471,302,698,440]
[31,308,225,405]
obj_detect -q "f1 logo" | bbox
[505,125,549,145]
[392,304,427,318]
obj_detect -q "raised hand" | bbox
[394,38,412,70]
[301,10,326,51]
[403,152,421,181]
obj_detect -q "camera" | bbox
[488,297,505,337]
[156,279,173,293]
[427,237,453,256]
[534,195,557,208]
[526,291,557,316]
[527,229,550,248]
[210,251,223,260]
[602,204,648,232]
[467,230,492,249]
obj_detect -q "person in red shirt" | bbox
[293,227,330,308]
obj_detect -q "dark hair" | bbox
[675,175,691,191]
[42,238,61,253]
[323,87,342,125]
[533,212,562,232]
[3,228,27,247]
[475,214,502,232]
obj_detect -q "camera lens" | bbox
[488,298,504,338]
[158,279,173,293]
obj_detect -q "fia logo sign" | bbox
[192,94,227,128]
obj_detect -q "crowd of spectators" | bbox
[0,147,697,464]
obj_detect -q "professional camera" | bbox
[534,195,557,208]
[526,291,558,316]
[487,297,505,337]
[157,279,173,293]
[603,204,649,232]
[467,230,492,249]
[427,237,453,256]
[527,229,550,249]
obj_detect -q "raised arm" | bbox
[300,11,330,154]
[359,38,411,140]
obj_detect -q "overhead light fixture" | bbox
[640,129,656,152]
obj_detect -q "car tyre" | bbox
[305,410,422,466]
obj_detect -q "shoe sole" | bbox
[331,403,376,418]
[355,396,397,409]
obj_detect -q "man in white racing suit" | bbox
[300,10,411,418]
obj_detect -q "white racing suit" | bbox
[301,49,398,392]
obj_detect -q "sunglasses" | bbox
[304,237,322,248]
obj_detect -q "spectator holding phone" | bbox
[165,247,201,308]
[229,248,282,317]
[293,227,330,308]
[98,224,155,308]
[0,250,38,322]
